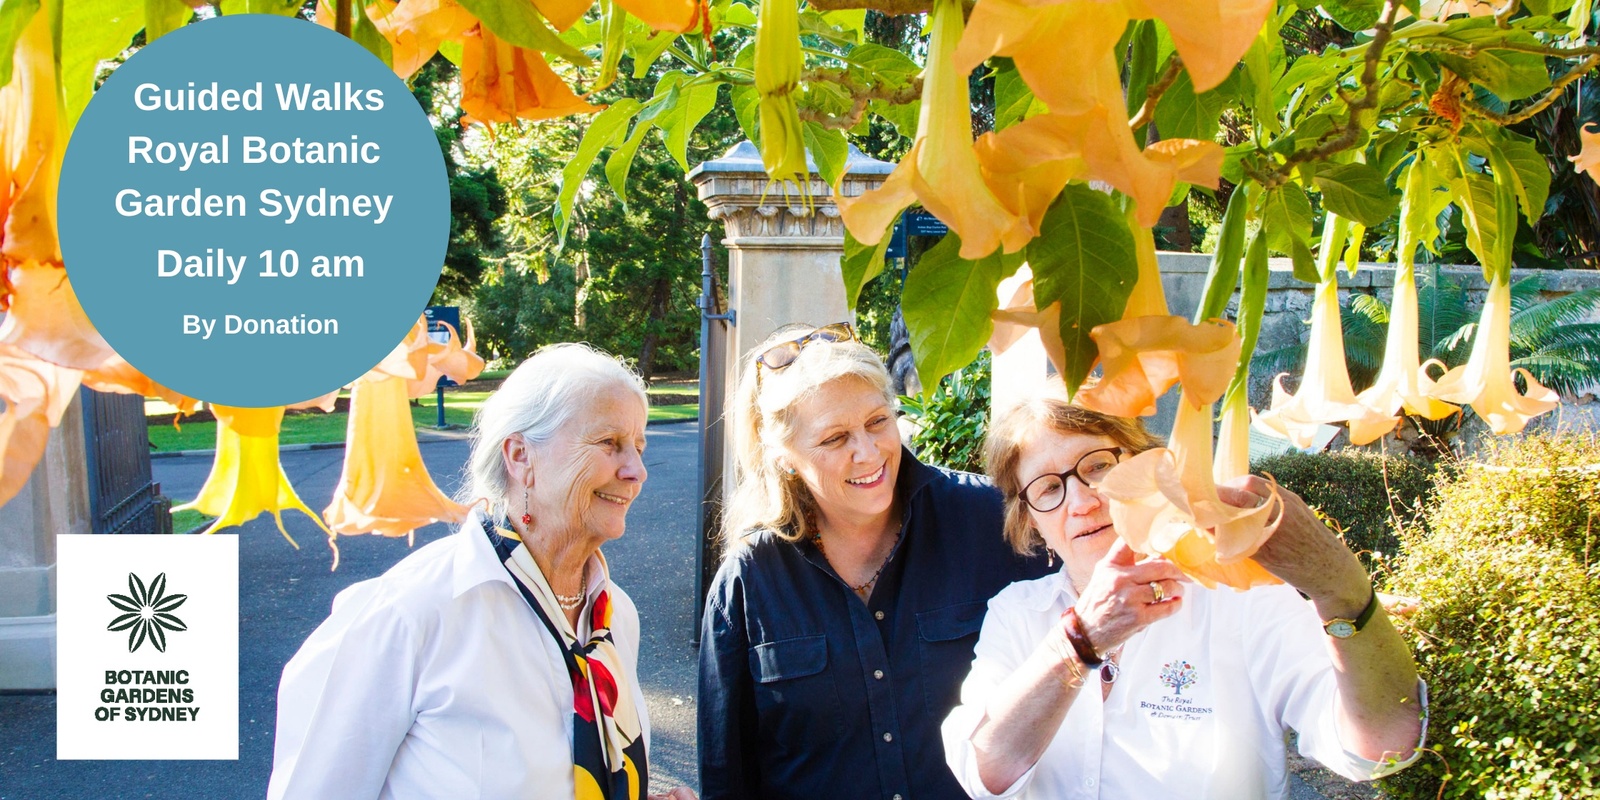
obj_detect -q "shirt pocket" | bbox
[749,634,845,741]
[916,600,986,718]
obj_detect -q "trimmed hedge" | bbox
[1380,433,1600,799]
[1252,450,1434,568]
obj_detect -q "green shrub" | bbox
[1380,433,1600,799]
[1251,450,1434,567]
[900,351,990,474]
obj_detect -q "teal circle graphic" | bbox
[59,15,448,408]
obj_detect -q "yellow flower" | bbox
[0,6,62,267]
[365,0,479,80]
[1570,122,1600,181]
[1253,216,1396,447]
[1122,0,1276,92]
[1212,387,1251,484]
[1076,221,1238,418]
[1351,159,1459,444]
[406,319,486,397]
[1098,386,1282,590]
[1428,273,1560,434]
[836,0,1028,259]
[0,344,81,509]
[989,265,1070,375]
[172,406,333,547]
[459,26,603,124]
[323,373,468,542]
[754,0,807,187]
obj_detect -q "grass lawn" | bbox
[150,392,698,453]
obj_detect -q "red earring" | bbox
[521,487,533,527]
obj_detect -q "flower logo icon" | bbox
[107,573,188,653]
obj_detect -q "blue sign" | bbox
[886,217,908,259]
[904,209,949,236]
[424,306,461,389]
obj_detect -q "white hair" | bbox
[458,343,648,522]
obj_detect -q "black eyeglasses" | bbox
[754,322,856,374]
[1021,447,1125,513]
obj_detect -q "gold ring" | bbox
[1149,581,1164,603]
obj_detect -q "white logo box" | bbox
[56,534,238,760]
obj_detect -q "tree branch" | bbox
[1463,53,1600,124]
[798,68,922,130]
[336,0,352,37]
[1252,0,1401,189]
[1129,55,1183,131]
[1494,0,1520,29]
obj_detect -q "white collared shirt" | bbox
[268,514,649,800]
[942,570,1425,800]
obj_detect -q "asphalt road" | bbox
[0,422,704,800]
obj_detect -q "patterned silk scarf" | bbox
[484,519,648,800]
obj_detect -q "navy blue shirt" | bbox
[698,448,1050,800]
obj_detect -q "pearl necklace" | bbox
[554,565,588,610]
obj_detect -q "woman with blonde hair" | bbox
[940,388,1426,798]
[697,323,1047,800]
[271,344,694,800]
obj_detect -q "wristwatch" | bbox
[1322,588,1379,639]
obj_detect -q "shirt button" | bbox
[874,670,884,680]
[1083,777,1096,788]
[893,795,903,800]
[874,611,885,620]
[882,732,893,743]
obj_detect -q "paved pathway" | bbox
[0,420,1331,799]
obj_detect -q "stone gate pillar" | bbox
[688,141,894,505]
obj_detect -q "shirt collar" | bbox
[452,509,518,599]
[894,446,940,505]
[1019,565,1079,613]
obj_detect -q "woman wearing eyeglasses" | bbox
[939,389,1427,799]
[697,323,1049,800]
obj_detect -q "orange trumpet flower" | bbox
[172,406,332,544]
[1428,273,1560,434]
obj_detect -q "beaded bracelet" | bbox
[1060,608,1104,669]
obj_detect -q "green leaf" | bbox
[1321,0,1382,31]
[653,72,719,171]
[842,228,891,309]
[730,82,761,144]
[1196,184,1250,324]
[798,7,859,47]
[721,0,756,26]
[869,97,920,139]
[0,0,39,89]
[1263,184,1317,283]
[902,234,1011,398]
[1026,184,1139,396]
[630,29,677,77]
[801,122,847,187]
[555,99,642,246]
[1486,131,1551,221]
[994,59,1035,131]
[1226,231,1271,399]
[1454,170,1508,283]
[220,0,300,14]
[604,120,654,210]
[62,0,140,127]
[351,0,393,66]
[1154,70,1222,141]
[456,0,592,66]
[1313,162,1398,227]
[1241,27,1281,135]
[1125,21,1158,119]
[819,8,866,43]
[1424,23,1551,101]
[142,0,190,44]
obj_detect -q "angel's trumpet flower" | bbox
[753,0,807,187]
[1076,223,1239,417]
[1099,385,1283,590]
[366,0,479,80]
[1121,0,1276,92]
[1571,122,1600,182]
[323,318,470,545]
[0,6,63,265]
[406,319,486,397]
[989,265,1070,375]
[0,345,81,508]
[458,26,601,124]
[1351,159,1459,444]
[954,0,1130,114]
[322,373,469,543]
[1253,215,1395,447]
[1212,387,1251,484]
[1428,273,1560,434]
[836,0,1028,259]
[172,406,332,544]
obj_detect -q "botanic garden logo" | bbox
[106,572,188,654]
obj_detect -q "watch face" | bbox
[1327,620,1356,639]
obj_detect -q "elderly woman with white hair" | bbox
[269,344,695,800]
[697,323,1049,800]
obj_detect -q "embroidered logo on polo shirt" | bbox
[1140,660,1212,722]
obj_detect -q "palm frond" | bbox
[1251,343,1307,380]
[1349,293,1391,325]
[1507,275,1546,314]
[1511,352,1599,397]
[1509,288,1600,350]
[1417,266,1473,354]
[1340,298,1388,390]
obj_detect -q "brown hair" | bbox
[725,324,897,548]
[985,383,1162,556]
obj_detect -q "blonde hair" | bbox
[725,324,897,547]
[985,383,1161,556]
[458,343,648,523]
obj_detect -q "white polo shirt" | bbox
[942,571,1425,800]
[268,515,650,800]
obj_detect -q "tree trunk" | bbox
[639,276,671,381]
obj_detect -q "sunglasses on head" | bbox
[754,322,857,374]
